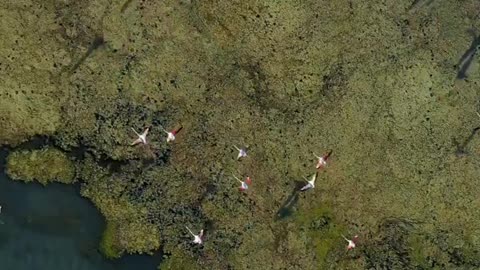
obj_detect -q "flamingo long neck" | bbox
[173,126,183,135]
[323,150,333,160]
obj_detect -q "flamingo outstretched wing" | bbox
[141,127,149,137]
[186,226,195,237]
[131,127,141,137]
[300,183,312,191]
[131,138,143,146]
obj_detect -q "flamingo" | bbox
[131,127,149,145]
[342,235,358,250]
[233,145,247,160]
[233,175,252,191]
[300,172,317,191]
[186,226,204,245]
[161,126,183,143]
[314,150,333,169]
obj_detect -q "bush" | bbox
[100,222,124,259]
[6,147,75,185]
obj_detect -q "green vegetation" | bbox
[79,157,163,255]
[294,206,347,268]
[159,249,200,270]
[100,222,123,259]
[6,148,75,185]
[2,0,480,269]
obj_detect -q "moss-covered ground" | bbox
[2,0,480,269]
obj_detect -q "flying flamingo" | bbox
[233,145,247,160]
[314,150,333,169]
[300,172,317,191]
[131,127,149,145]
[161,126,183,143]
[342,235,359,250]
[233,175,252,191]
[186,226,204,245]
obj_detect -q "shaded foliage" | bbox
[364,218,415,269]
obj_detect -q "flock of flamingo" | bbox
[130,125,358,249]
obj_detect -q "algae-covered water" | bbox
[1,0,480,269]
[0,149,162,270]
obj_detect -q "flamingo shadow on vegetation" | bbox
[275,180,306,220]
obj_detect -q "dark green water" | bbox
[0,149,162,270]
